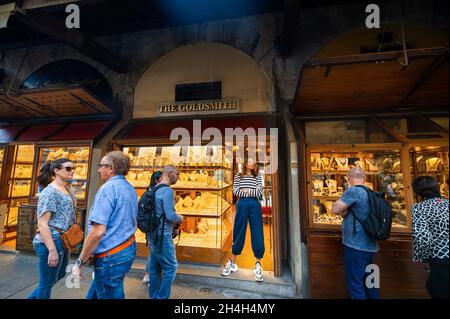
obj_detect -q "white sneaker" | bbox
[221,259,238,276]
[254,262,264,282]
[142,274,149,284]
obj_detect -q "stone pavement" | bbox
[0,251,283,299]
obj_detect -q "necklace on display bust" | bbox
[335,158,348,170]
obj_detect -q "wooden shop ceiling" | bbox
[293,47,449,114]
[0,87,113,120]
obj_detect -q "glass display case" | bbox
[123,145,233,264]
[5,145,35,233]
[410,147,449,199]
[308,148,408,229]
[35,146,91,201]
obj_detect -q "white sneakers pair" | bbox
[221,259,264,282]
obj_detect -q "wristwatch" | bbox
[76,257,86,267]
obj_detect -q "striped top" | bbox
[233,173,264,198]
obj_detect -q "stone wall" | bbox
[1,0,447,118]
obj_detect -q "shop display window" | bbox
[123,145,233,264]
[305,120,396,144]
[35,146,90,200]
[410,147,449,199]
[309,149,408,229]
[6,145,35,230]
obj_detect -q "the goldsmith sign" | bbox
[157,99,240,116]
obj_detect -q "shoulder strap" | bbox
[350,185,374,235]
[65,185,77,224]
[154,183,170,192]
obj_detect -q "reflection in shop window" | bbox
[305,120,394,144]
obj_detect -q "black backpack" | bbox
[350,185,392,241]
[137,184,169,235]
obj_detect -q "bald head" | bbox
[163,165,177,174]
[348,167,366,185]
[162,165,179,185]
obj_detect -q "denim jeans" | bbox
[343,245,379,299]
[148,233,178,299]
[28,237,69,299]
[86,242,136,299]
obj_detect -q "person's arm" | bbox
[37,212,59,267]
[332,188,358,217]
[256,174,264,198]
[331,200,349,216]
[78,223,106,263]
[233,173,243,197]
[412,205,432,262]
[162,188,183,223]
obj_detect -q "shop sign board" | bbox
[157,99,240,117]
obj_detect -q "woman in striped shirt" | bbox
[221,157,265,281]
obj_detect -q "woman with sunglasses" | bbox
[28,158,77,299]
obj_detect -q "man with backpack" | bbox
[145,165,183,299]
[331,167,381,299]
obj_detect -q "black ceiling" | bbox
[0,0,383,52]
[0,0,286,51]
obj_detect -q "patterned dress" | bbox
[412,197,449,262]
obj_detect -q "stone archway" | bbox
[133,42,273,118]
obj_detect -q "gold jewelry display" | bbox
[324,201,333,214]
[365,157,378,171]
[426,157,441,172]
[355,160,365,169]
[311,154,322,170]
[335,158,348,170]
[313,179,324,195]
[313,204,320,215]
[325,179,338,195]
[392,160,401,172]
[321,158,333,170]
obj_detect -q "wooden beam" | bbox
[401,53,448,104]
[21,0,109,10]
[13,8,127,73]
[277,0,303,58]
[307,47,449,67]
[416,112,449,138]
[370,114,409,144]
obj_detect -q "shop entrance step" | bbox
[130,259,297,299]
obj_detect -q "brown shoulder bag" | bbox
[57,187,84,249]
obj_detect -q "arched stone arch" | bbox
[133,42,273,118]
[127,14,278,90]
[284,0,449,103]
[20,58,114,105]
[313,23,448,58]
